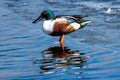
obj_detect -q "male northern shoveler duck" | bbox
[32,9,91,43]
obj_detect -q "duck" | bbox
[32,9,91,44]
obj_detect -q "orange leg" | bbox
[59,34,65,43]
[60,42,64,50]
[59,34,65,50]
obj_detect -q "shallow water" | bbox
[0,0,120,80]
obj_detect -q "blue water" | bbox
[0,0,120,80]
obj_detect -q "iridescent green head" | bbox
[32,9,54,23]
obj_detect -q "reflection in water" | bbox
[1,0,120,79]
[33,46,90,75]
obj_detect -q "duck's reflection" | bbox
[34,46,90,74]
[42,46,78,59]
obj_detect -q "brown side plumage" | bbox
[50,21,76,36]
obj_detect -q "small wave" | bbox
[0,48,23,53]
[74,1,110,10]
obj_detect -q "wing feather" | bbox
[50,21,76,36]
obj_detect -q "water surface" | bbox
[0,0,120,80]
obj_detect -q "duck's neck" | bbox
[47,10,54,19]
[48,14,54,20]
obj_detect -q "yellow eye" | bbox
[43,11,47,15]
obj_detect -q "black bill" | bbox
[32,16,43,23]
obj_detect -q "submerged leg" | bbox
[60,42,64,50]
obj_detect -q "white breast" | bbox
[43,20,53,34]
[43,18,67,34]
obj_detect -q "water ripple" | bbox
[32,44,120,80]
[0,0,120,80]
[33,46,89,75]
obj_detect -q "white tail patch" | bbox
[70,22,80,30]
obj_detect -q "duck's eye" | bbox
[43,12,47,15]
